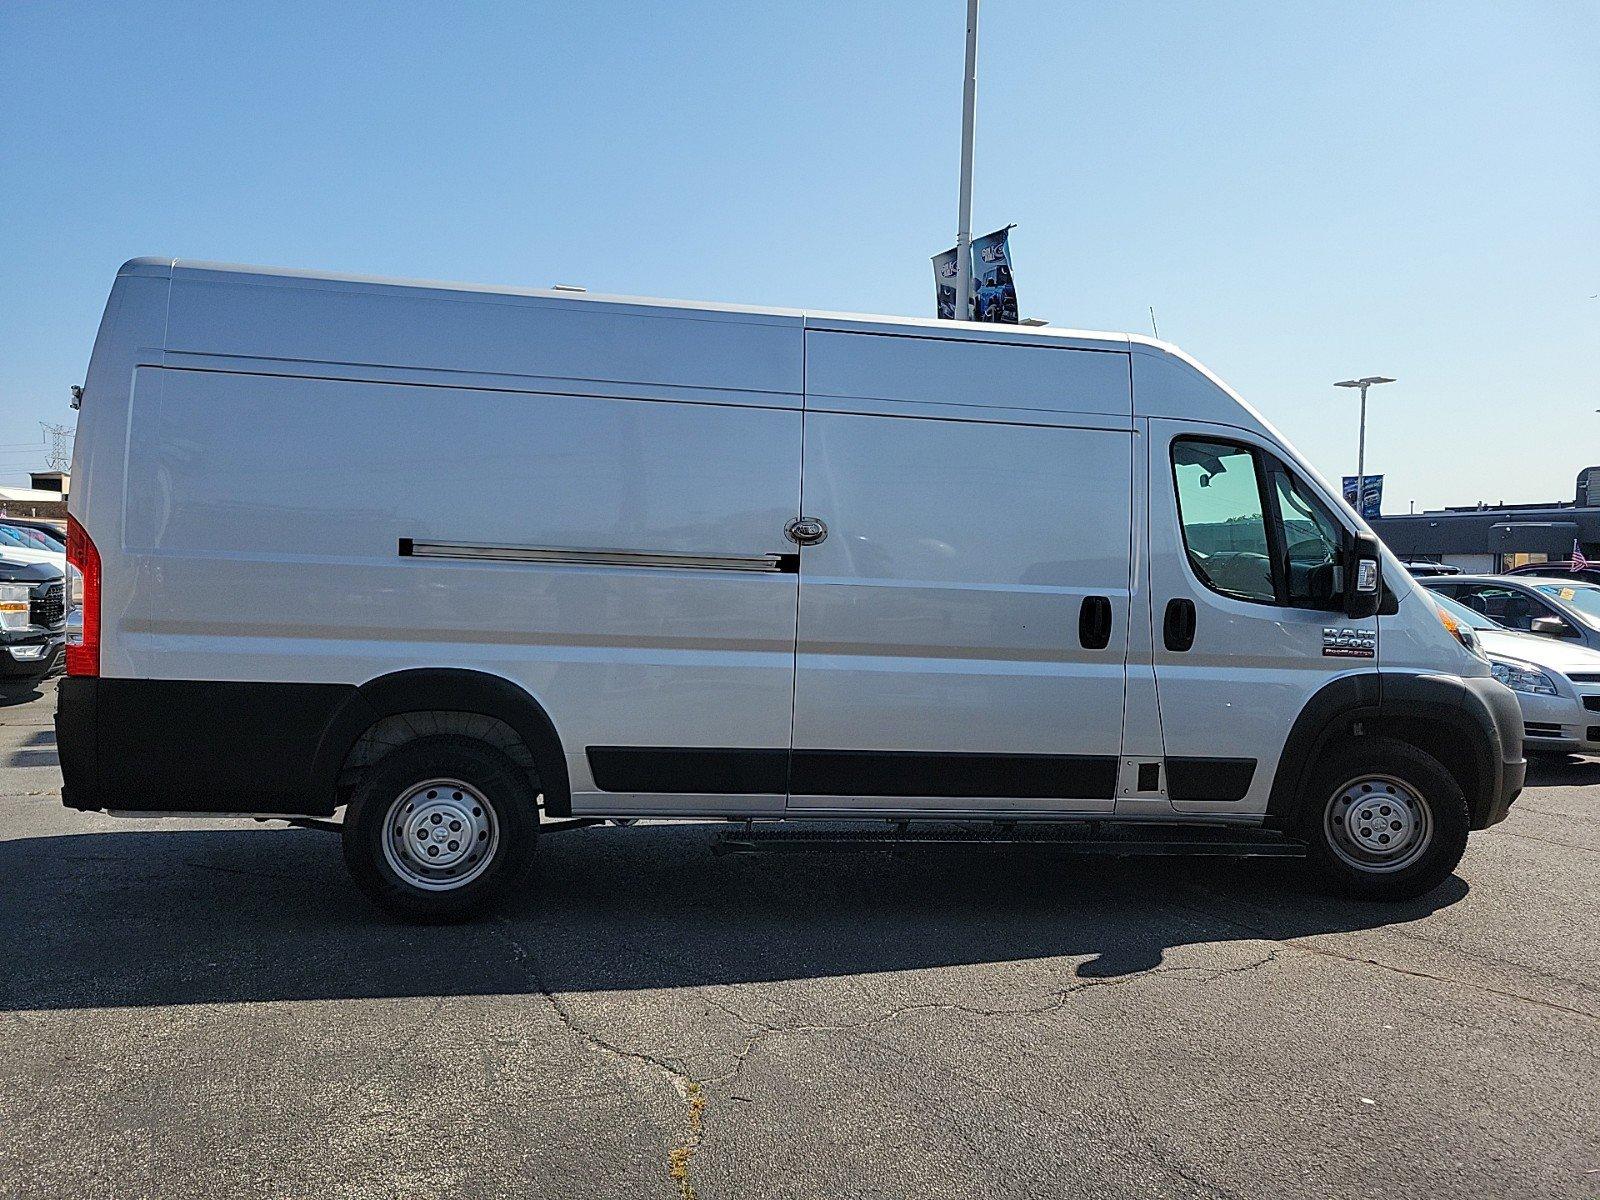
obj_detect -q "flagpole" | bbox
[954,0,979,320]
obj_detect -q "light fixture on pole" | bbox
[1335,376,1395,516]
[953,0,979,320]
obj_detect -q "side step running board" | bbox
[712,823,1307,859]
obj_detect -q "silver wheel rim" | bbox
[381,778,499,892]
[1324,774,1433,874]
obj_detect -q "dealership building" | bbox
[1368,467,1600,573]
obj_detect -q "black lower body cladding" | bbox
[1265,671,1525,834]
[585,746,1123,799]
[56,677,355,815]
[1458,673,1525,825]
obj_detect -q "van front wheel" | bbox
[1303,737,1469,901]
[342,736,538,921]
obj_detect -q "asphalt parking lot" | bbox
[1,678,1596,1199]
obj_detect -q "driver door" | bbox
[1148,420,1374,815]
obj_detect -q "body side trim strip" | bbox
[1165,756,1257,802]
[585,746,1120,800]
[587,747,788,794]
[401,539,797,574]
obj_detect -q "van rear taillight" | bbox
[65,514,100,676]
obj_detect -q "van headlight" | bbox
[1489,657,1558,696]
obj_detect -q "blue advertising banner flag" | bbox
[1342,475,1384,519]
[933,247,968,320]
[970,226,1018,324]
[934,226,1018,321]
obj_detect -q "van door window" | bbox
[1266,464,1345,608]
[1171,439,1275,603]
[1172,437,1351,610]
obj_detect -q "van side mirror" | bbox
[1530,616,1571,639]
[1344,532,1382,619]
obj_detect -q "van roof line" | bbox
[117,256,1185,355]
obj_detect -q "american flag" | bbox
[1574,540,1590,571]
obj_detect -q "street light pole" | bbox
[1335,376,1396,516]
[954,0,979,320]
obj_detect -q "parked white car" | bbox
[1427,589,1600,756]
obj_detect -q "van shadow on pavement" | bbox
[0,683,46,708]
[1,822,1466,1013]
[5,729,56,769]
[1524,754,1600,788]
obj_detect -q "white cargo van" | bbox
[58,259,1524,918]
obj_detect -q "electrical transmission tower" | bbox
[41,423,74,472]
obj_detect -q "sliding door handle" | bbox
[1163,598,1197,652]
[1079,595,1113,650]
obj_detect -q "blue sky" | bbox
[2,1,1595,508]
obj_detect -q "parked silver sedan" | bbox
[1421,574,1600,653]
[1424,587,1600,756]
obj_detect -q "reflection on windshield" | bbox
[1536,584,1600,626]
[1428,589,1500,631]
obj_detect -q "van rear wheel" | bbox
[342,736,537,921]
[1302,737,1468,901]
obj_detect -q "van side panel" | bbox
[163,267,802,406]
[806,328,1131,419]
[789,332,1135,814]
[103,366,803,814]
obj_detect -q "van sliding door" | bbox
[788,331,1135,814]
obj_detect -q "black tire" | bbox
[342,736,538,921]
[1300,736,1469,901]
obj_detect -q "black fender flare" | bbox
[1266,671,1516,831]
[310,668,572,816]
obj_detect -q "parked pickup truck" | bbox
[0,558,67,686]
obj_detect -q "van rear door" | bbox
[787,331,1135,814]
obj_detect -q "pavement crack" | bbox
[493,920,708,1199]
[1497,828,1600,856]
[1279,941,1597,1021]
[703,951,1285,1091]
[1175,887,1598,1023]
[180,859,307,883]
[700,989,1248,1200]
[1517,803,1600,824]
